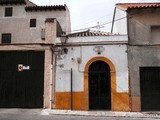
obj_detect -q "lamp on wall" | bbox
[60,33,68,54]
[60,33,68,45]
[52,33,68,56]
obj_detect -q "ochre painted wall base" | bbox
[112,92,130,111]
[55,91,130,111]
[55,92,86,110]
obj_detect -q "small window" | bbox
[41,29,45,40]
[5,7,12,17]
[1,33,11,43]
[30,19,36,27]
[151,26,160,42]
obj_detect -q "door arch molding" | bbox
[83,56,116,110]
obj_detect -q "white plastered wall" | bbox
[55,36,129,93]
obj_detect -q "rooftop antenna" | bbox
[94,22,104,30]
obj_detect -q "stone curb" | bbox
[41,109,160,119]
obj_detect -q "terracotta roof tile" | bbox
[68,30,111,37]
[45,18,55,22]
[25,5,66,11]
[116,3,160,10]
[0,0,26,5]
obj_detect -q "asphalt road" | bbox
[0,109,158,120]
[0,114,158,120]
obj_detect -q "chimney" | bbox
[45,18,57,44]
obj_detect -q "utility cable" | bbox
[72,13,113,30]
[72,16,126,32]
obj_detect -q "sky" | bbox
[31,0,160,32]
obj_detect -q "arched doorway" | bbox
[84,57,116,111]
[89,61,111,110]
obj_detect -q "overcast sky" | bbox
[31,0,160,32]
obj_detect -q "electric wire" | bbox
[72,13,113,30]
[71,0,160,33]
[71,16,126,32]
[140,0,145,2]
[71,2,160,33]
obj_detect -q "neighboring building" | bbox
[54,30,130,111]
[0,0,71,108]
[112,3,160,111]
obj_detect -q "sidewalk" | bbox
[41,109,160,119]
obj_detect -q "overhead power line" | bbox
[140,0,145,2]
[72,13,113,30]
[72,16,126,32]
[71,1,160,33]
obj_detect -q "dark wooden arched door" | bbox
[89,60,111,110]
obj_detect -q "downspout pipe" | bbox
[70,68,73,110]
[50,64,53,109]
[50,47,55,109]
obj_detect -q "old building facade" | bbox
[54,31,130,111]
[0,0,130,111]
[0,0,71,108]
[2,0,159,112]
[112,3,160,111]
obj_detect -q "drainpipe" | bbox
[50,64,53,109]
[70,68,73,110]
[53,54,57,109]
[50,47,55,109]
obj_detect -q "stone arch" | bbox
[83,56,116,110]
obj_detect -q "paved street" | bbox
[0,109,159,120]
[0,114,158,120]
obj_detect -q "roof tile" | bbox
[116,3,160,10]
[68,30,111,37]
[25,5,66,11]
[0,0,26,5]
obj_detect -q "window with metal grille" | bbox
[30,19,36,27]
[5,7,12,17]
[1,33,11,43]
